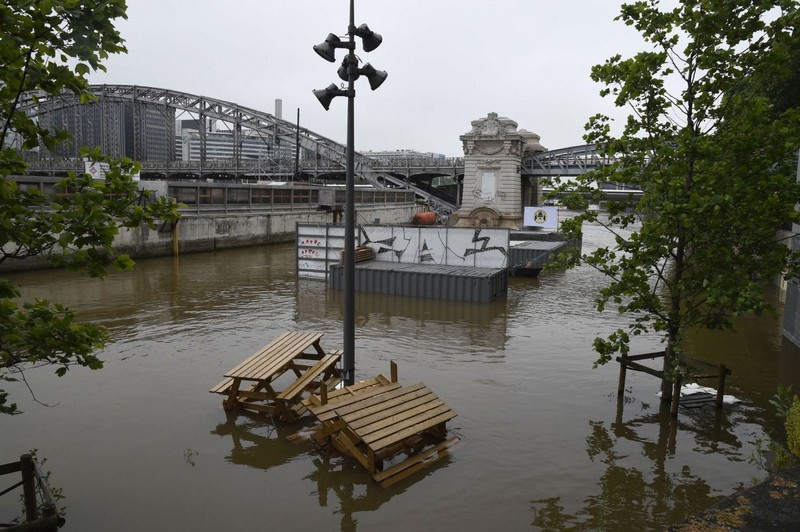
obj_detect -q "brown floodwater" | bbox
[1,223,799,531]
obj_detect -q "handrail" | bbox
[0,455,64,531]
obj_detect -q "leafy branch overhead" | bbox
[0,0,179,415]
[549,0,800,401]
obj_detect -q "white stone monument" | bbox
[453,113,543,229]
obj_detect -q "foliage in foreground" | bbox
[0,0,179,414]
[550,0,800,400]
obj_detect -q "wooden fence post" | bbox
[716,364,727,409]
[670,376,682,418]
[618,358,627,397]
[20,454,37,522]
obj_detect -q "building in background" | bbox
[175,120,297,163]
[363,149,446,163]
[37,99,175,161]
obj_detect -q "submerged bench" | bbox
[210,331,342,421]
[303,363,459,487]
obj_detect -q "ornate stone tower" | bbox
[452,113,526,229]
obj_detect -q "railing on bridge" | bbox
[522,144,615,177]
[168,183,417,216]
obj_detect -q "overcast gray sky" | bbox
[87,1,647,156]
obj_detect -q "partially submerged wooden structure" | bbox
[617,351,732,417]
[301,363,459,487]
[0,454,64,532]
[210,331,342,421]
[211,334,459,487]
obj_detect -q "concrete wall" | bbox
[0,204,419,273]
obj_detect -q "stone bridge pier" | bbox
[451,112,545,229]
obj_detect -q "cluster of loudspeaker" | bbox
[312,23,388,110]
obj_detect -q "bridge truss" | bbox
[19,85,461,214]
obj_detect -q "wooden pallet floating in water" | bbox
[679,392,716,409]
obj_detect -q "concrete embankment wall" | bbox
[0,204,419,273]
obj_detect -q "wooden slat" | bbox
[343,389,437,431]
[332,432,371,470]
[0,461,22,476]
[621,351,666,361]
[303,374,390,408]
[374,437,460,487]
[209,377,234,394]
[224,331,292,376]
[224,332,323,380]
[276,351,342,401]
[331,383,427,419]
[239,332,322,380]
[307,382,405,421]
[232,390,272,401]
[368,410,456,451]
[361,402,452,446]
[617,358,666,379]
[350,396,444,437]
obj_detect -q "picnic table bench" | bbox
[210,331,342,421]
[306,375,459,487]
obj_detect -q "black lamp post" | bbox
[313,0,386,386]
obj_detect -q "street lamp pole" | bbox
[343,0,356,386]
[313,0,386,387]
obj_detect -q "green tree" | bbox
[1,0,179,414]
[553,0,800,402]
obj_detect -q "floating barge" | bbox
[329,261,507,303]
[508,240,567,277]
[298,223,581,302]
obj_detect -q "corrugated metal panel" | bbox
[329,262,507,303]
[509,240,571,275]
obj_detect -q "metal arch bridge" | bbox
[20,84,464,215]
[18,85,620,214]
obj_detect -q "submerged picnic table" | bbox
[210,331,342,421]
[305,371,459,488]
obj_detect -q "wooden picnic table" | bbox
[210,331,342,421]
[306,380,459,487]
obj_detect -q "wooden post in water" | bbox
[670,375,682,418]
[20,454,37,522]
[617,358,627,397]
[716,364,727,409]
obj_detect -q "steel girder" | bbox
[522,144,612,176]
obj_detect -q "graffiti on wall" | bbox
[296,224,509,276]
[464,229,507,258]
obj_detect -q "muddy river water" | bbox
[2,223,799,531]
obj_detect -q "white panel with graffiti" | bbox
[297,224,510,278]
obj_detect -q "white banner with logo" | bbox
[523,206,558,229]
[84,160,140,181]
